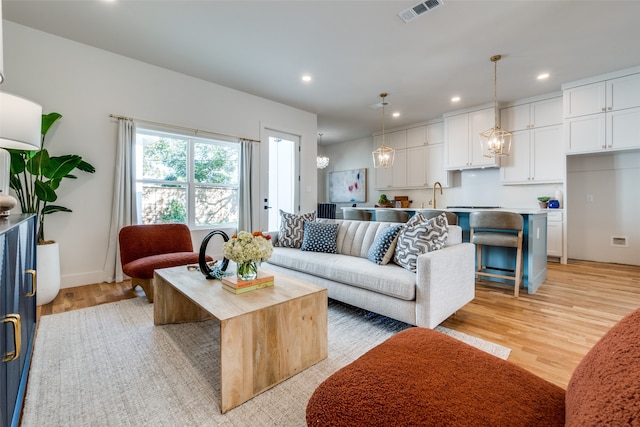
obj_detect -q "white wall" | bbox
[567,150,640,265]
[318,136,378,215]
[3,21,317,287]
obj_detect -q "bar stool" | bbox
[343,209,372,221]
[374,210,410,223]
[469,211,524,297]
[421,210,458,225]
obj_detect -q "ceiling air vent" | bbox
[399,0,444,23]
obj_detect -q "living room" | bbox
[1,1,640,425]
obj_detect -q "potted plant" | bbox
[377,194,393,208]
[9,112,96,305]
[537,196,551,209]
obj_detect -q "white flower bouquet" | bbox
[223,231,273,280]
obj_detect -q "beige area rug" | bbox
[22,297,510,426]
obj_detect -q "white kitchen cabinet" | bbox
[391,149,407,188]
[426,143,448,187]
[406,123,444,148]
[564,71,640,154]
[501,97,562,131]
[565,105,640,154]
[546,210,563,260]
[406,146,427,187]
[406,126,425,148]
[445,107,499,170]
[375,122,447,190]
[373,129,407,151]
[501,125,564,184]
[374,162,392,189]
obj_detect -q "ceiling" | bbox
[4,1,640,145]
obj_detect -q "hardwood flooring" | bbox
[38,259,640,389]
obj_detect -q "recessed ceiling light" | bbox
[301,75,312,82]
[392,112,400,118]
[451,96,461,102]
[537,73,550,80]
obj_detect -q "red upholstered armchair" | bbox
[119,223,204,302]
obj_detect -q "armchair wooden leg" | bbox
[132,278,154,303]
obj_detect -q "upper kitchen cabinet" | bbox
[445,106,499,170]
[374,130,407,151]
[563,67,640,154]
[500,95,564,185]
[501,96,562,131]
[375,121,449,190]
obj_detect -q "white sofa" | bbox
[264,219,476,328]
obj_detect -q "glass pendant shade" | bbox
[479,55,512,158]
[316,133,329,169]
[372,92,395,169]
[316,155,329,169]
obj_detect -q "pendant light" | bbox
[316,133,329,169]
[372,93,395,168]
[479,55,512,158]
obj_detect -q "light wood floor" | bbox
[38,259,640,389]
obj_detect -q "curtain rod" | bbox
[109,114,260,143]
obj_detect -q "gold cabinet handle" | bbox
[3,314,22,362]
[26,269,37,297]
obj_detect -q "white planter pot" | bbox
[36,242,61,306]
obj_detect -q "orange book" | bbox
[222,272,275,289]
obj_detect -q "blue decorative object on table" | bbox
[548,200,560,209]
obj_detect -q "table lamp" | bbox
[0,92,42,216]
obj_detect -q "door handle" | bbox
[26,269,37,297]
[3,314,21,362]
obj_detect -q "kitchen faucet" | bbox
[432,181,443,209]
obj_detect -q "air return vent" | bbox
[611,236,628,247]
[398,0,444,23]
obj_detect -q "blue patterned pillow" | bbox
[274,210,316,248]
[367,225,403,265]
[301,221,339,253]
[394,213,448,272]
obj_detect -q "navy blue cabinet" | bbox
[1,215,36,427]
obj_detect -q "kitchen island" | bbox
[341,206,547,294]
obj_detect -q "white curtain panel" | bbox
[103,118,136,282]
[238,140,253,232]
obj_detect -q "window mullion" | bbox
[187,139,196,228]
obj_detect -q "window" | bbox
[135,128,239,228]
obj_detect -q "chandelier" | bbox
[479,55,512,158]
[316,133,329,169]
[372,93,395,168]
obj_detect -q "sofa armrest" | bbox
[414,242,476,328]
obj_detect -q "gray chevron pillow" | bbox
[394,212,449,272]
[274,210,317,248]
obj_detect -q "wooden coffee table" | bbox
[153,266,328,413]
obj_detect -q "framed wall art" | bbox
[329,168,367,203]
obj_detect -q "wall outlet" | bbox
[586,194,594,203]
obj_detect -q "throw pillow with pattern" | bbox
[301,221,339,253]
[367,225,403,265]
[274,210,317,248]
[394,212,449,272]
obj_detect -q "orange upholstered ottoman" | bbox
[306,327,565,426]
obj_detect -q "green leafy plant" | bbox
[378,194,390,204]
[537,196,551,203]
[9,112,96,243]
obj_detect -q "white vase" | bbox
[555,189,563,209]
[36,242,61,306]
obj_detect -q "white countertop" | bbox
[340,206,560,215]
